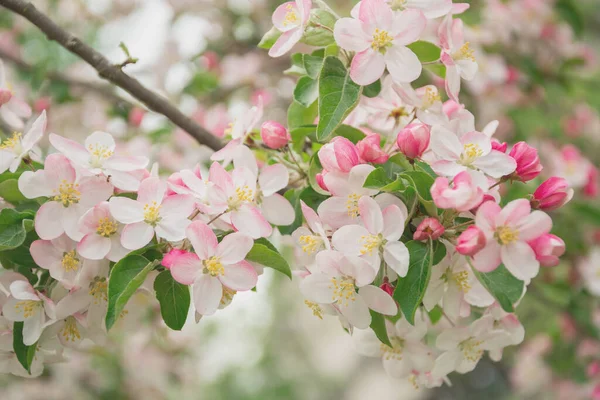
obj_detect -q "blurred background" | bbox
[1,0,600,399]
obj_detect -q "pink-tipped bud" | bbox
[260,121,290,149]
[509,142,542,182]
[318,137,360,173]
[442,100,463,118]
[528,234,565,267]
[357,133,389,164]
[0,88,12,106]
[532,177,573,211]
[33,96,51,113]
[380,281,394,297]
[491,138,507,153]
[413,218,445,241]
[456,226,486,256]
[588,361,600,378]
[396,123,430,160]
[315,172,328,192]
[162,249,190,269]
[128,107,145,127]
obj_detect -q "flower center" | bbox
[346,193,360,218]
[329,276,356,306]
[62,250,81,272]
[380,336,404,360]
[389,0,408,11]
[454,42,476,61]
[298,235,323,254]
[422,87,441,108]
[53,180,81,207]
[228,185,255,210]
[87,143,114,168]
[14,300,41,318]
[143,201,162,225]
[61,316,81,342]
[89,277,108,304]
[224,122,235,137]
[203,256,224,277]
[0,131,22,153]
[495,225,519,245]
[360,234,383,256]
[371,28,394,53]
[390,106,410,121]
[96,217,118,237]
[283,4,299,26]
[304,300,324,319]
[460,143,483,165]
[459,337,483,362]
[453,271,471,293]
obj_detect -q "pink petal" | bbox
[186,221,218,260]
[391,9,426,45]
[208,162,234,195]
[360,285,397,315]
[137,177,166,205]
[269,28,303,58]
[160,194,195,220]
[78,176,114,207]
[358,196,383,234]
[444,62,461,102]
[18,170,52,199]
[472,151,516,178]
[35,201,65,240]
[383,241,410,277]
[77,234,111,260]
[332,224,370,257]
[259,164,289,196]
[359,0,392,33]
[472,241,502,272]
[21,111,46,151]
[272,2,300,32]
[261,193,295,226]
[496,199,530,227]
[30,240,62,269]
[333,18,370,52]
[193,274,222,315]
[338,295,371,328]
[120,222,154,250]
[108,197,145,224]
[84,131,115,152]
[216,232,254,264]
[155,217,191,242]
[517,211,552,241]
[382,204,406,241]
[103,155,148,172]
[350,50,386,86]
[385,45,422,83]
[501,242,539,282]
[48,134,89,167]
[317,196,359,229]
[169,252,202,285]
[475,200,501,236]
[219,260,258,291]
[44,154,76,188]
[231,204,272,239]
[300,273,335,304]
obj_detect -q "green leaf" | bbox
[290,125,316,153]
[183,72,219,96]
[399,171,437,216]
[471,264,524,313]
[424,63,446,79]
[428,306,443,325]
[288,101,318,130]
[303,55,324,79]
[363,79,382,98]
[316,57,362,141]
[0,169,23,184]
[279,186,328,236]
[258,26,282,50]
[556,0,583,37]
[393,241,446,325]
[407,41,441,63]
[294,76,319,108]
[333,124,366,144]
[572,203,600,226]
[13,321,36,374]
[363,167,393,189]
[105,255,158,330]
[0,179,27,204]
[301,9,336,47]
[0,209,34,251]
[154,270,190,331]
[246,238,292,279]
[370,310,392,347]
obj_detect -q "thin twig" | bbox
[0,0,223,151]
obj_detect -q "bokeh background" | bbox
[1,0,600,399]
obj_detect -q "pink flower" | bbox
[356,133,389,164]
[50,131,149,191]
[508,142,542,182]
[300,250,397,328]
[361,76,415,132]
[109,177,195,250]
[473,199,552,282]
[528,234,565,268]
[438,15,478,102]
[0,60,32,129]
[260,120,291,149]
[128,107,145,127]
[456,226,486,256]
[269,0,312,57]
[169,221,257,316]
[162,249,190,269]
[33,97,51,113]
[393,84,446,126]
[334,0,426,85]
[431,171,484,212]
[332,196,410,276]
[429,126,516,178]
[531,177,573,211]
[0,110,46,173]
[491,139,507,153]
[77,202,129,262]
[413,217,445,241]
[318,137,360,173]
[18,154,114,241]
[396,123,430,160]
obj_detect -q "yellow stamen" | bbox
[87,143,113,167]
[380,336,404,360]
[454,42,475,61]
[283,4,299,26]
[96,217,118,237]
[495,225,519,245]
[61,316,81,342]
[52,180,81,207]
[371,28,394,53]
[422,87,441,108]
[62,250,80,272]
[14,300,41,318]
[0,131,22,152]
[460,143,483,165]
[89,277,108,304]
[360,234,383,256]
[304,300,324,319]
[298,235,322,254]
[235,185,254,202]
[329,276,356,306]
[204,256,224,277]
[453,271,471,293]
[143,201,161,225]
[459,337,483,362]
[346,193,360,218]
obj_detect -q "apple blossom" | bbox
[509,141,542,182]
[0,60,32,129]
[356,133,389,164]
[77,202,129,262]
[531,177,573,211]
[334,0,426,85]
[269,0,312,58]
[394,83,447,126]
[431,170,484,212]
[528,234,565,268]
[456,226,486,256]
[318,136,360,174]
[260,120,291,149]
[0,110,46,174]
[413,217,445,241]
[396,123,430,160]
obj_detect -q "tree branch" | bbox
[0,0,223,151]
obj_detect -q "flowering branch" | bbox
[0,0,223,151]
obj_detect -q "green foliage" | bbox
[407,41,441,63]
[556,0,584,37]
[245,238,292,279]
[154,270,190,330]
[288,100,318,130]
[183,72,219,96]
[0,179,28,204]
[393,240,446,325]
[13,321,37,374]
[0,209,35,251]
[258,26,282,50]
[370,310,392,347]
[471,264,524,313]
[294,76,319,107]
[301,9,336,47]
[362,79,382,98]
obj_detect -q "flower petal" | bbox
[359,285,397,315]
[217,232,254,264]
[193,275,222,316]
[219,260,258,291]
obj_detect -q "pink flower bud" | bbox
[318,137,360,173]
[527,234,565,267]
[509,142,542,182]
[128,107,145,127]
[588,361,600,378]
[260,121,290,149]
[456,226,486,256]
[442,100,463,118]
[431,171,484,212]
[315,172,328,192]
[584,165,599,198]
[380,281,394,297]
[532,177,573,211]
[396,123,430,160]
[357,133,388,164]
[0,88,12,106]
[413,218,445,241]
[491,139,507,153]
[33,96,51,113]
[162,249,190,269]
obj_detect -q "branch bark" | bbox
[0,0,223,151]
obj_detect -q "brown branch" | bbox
[0,0,223,151]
